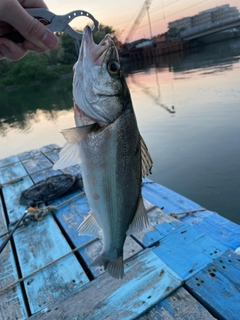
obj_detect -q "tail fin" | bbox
[91,254,124,279]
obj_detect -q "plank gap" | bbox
[10,232,32,317]
[0,187,9,226]
[49,207,94,282]
[183,282,219,320]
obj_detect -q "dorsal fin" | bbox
[140,135,153,177]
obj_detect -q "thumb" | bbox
[3,2,58,49]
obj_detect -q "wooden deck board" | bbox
[186,249,240,320]
[13,215,89,314]
[142,179,202,213]
[2,161,90,315]
[0,162,28,186]
[1,145,240,319]
[0,196,28,320]
[29,249,183,320]
[153,224,227,280]
[2,176,33,222]
[21,154,53,175]
[139,286,215,319]
[181,210,240,251]
[0,154,19,168]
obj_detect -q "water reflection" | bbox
[0,79,73,136]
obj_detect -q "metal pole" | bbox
[146,6,153,39]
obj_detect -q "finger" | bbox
[3,0,58,50]
[0,39,28,61]
[22,40,46,53]
[19,0,48,9]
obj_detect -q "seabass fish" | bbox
[54,26,153,279]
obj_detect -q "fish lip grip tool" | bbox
[1,8,99,43]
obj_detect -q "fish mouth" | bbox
[81,26,113,65]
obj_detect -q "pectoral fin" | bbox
[53,124,98,170]
[61,123,99,144]
[78,212,103,239]
[140,135,153,177]
[126,197,149,235]
[53,142,81,170]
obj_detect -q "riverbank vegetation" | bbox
[0,25,119,90]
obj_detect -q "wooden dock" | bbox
[0,144,240,319]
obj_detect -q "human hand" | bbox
[0,0,58,61]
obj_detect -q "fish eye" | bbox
[107,60,121,78]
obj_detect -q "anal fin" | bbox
[78,212,103,239]
[126,197,149,236]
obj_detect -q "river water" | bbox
[0,38,240,224]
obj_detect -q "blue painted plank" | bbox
[30,168,62,184]
[139,286,215,319]
[40,144,59,154]
[181,210,240,251]
[132,201,182,248]
[18,149,41,161]
[43,150,59,164]
[0,198,28,320]
[52,194,95,248]
[21,154,53,174]
[2,176,33,223]
[13,214,89,314]
[186,250,240,320]
[0,162,28,185]
[153,224,227,280]
[79,236,143,278]
[62,164,82,176]
[85,250,182,320]
[142,179,202,214]
[29,249,183,320]
[0,155,19,168]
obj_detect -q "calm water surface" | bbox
[0,38,240,224]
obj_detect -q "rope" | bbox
[0,191,85,251]
[0,238,96,295]
[170,208,206,219]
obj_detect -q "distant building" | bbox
[168,4,240,37]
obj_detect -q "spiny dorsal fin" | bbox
[61,123,98,144]
[53,142,81,170]
[140,135,153,177]
[78,212,103,239]
[126,197,149,235]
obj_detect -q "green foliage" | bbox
[0,24,119,89]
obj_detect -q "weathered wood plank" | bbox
[21,154,53,174]
[18,149,42,161]
[2,176,33,223]
[0,155,19,168]
[30,168,62,184]
[42,150,59,164]
[153,224,227,280]
[0,196,28,320]
[186,249,240,320]
[181,210,240,251]
[13,215,89,314]
[139,286,215,319]
[29,249,183,320]
[40,144,59,154]
[79,236,143,278]
[3,176,89,315]
[0,162,28,185]
[142,179,202,214]
[132,201,183,248]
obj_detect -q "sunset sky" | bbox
[47,0,240,42]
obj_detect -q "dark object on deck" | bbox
[20,174,83,206]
